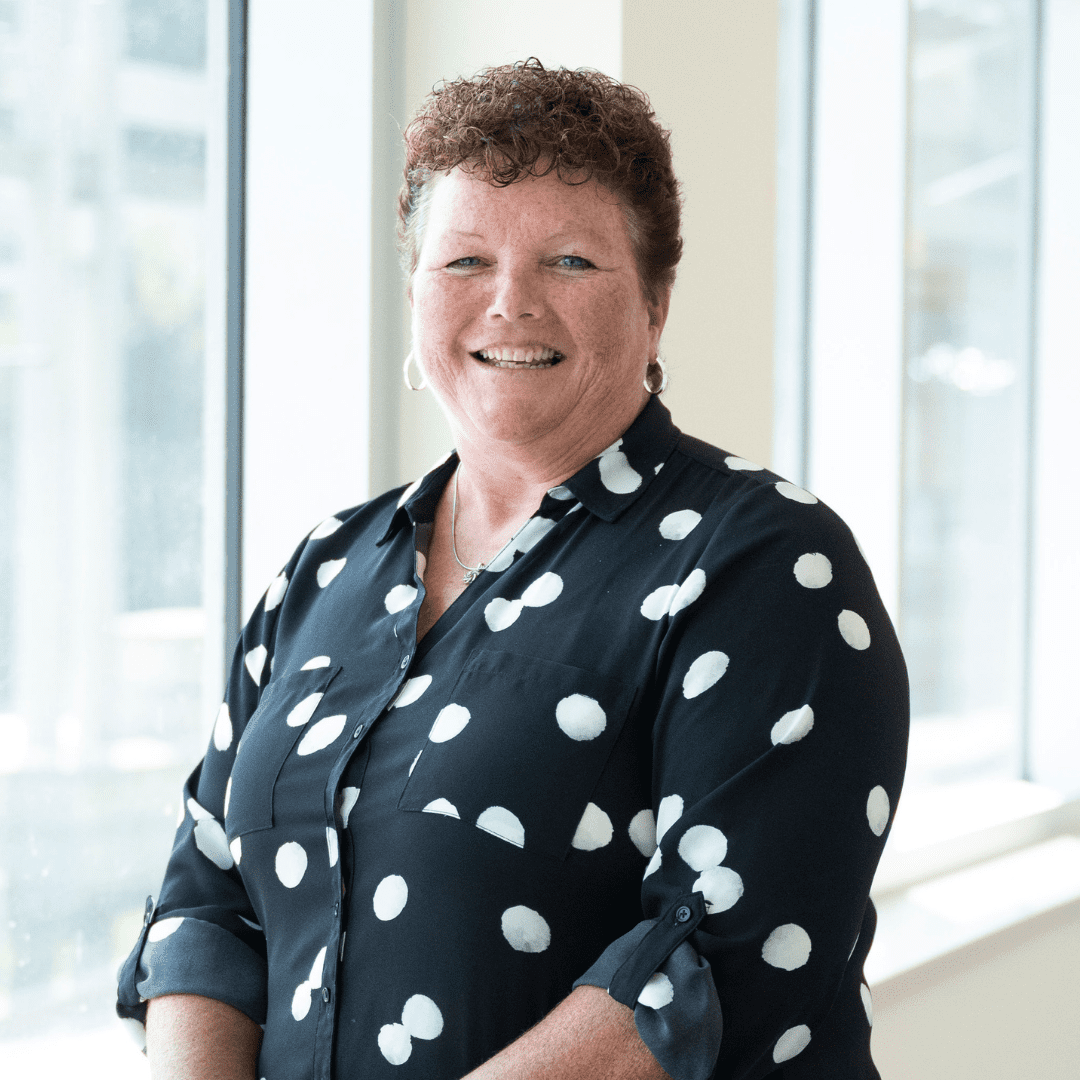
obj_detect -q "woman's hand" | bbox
[461,985,672,1080]
[145,994,262,1080]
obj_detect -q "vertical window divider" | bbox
[1019,0,1045,782]
[225,0,248,662]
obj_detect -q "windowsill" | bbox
[867,828,1080,1006]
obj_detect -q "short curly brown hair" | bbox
[398,58,682,306]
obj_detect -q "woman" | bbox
[118,60,907,1080]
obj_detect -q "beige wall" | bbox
[623,0,779,467]
[872,905,1080,1079]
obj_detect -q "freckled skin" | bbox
[410,168,668,479]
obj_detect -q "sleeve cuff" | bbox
[116,906,268,1027]
[574,893,722,1080]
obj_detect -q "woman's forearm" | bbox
[461,985,672,1080]
[145,994,262,1080]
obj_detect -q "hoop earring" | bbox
[402,350,428,392]
[644,356,669,395]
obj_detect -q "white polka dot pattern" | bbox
[477,806,525,848]
[151,399,908,1074]
[290,946,328,1022]
[391,675,432,709]
[521,572,563,607]
[310,516,342,540]
[682,651,729,699]
[773,1025,811,1063]
[655,795,684,844]
[693,865,744,914]
[486,516,556,572]
[501,906,550,952]
[428,704,470,743]
[866,786,890,836]
[422,798,460,819]
[385,584,418,613]
[597,439,642,493]
[637,972,674,1009]
[659,509,701,540]
[297,714,346,755]
[378,995,444,1064]
[640,569,706,620]
[775,482,818,504]
[147,916,184,942]
[213,703,232,751]
[838,609,871,650]
[264,572,288,611]
[245,645,267,686]
[762,924,811,970]
[628,809,657,857]
[275,842,308,888]
[793,553,832,589]
[193,818,233,870]
[555,695,606,741]
[287,693,323,728]
[337,786,360,827]
[374,875,409,921]
[678,825,728,871]
[316,558,346,588]
[571,803,613,851]
[485,573,563,631]
[770,705,814,745]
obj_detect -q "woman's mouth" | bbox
[472,346,565,369]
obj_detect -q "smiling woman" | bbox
[119,59,908,1080]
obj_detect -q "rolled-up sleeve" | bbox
[115,541,306,1031]
[576,481,908,1080]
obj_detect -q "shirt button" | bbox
[352,725,364,739]
[400,654,410,669]
[675,905,693,924]
[322,987,331,1003]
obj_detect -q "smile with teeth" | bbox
[473,346,564,369]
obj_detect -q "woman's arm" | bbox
[463,986,671,1080]
[145,995,262,1080]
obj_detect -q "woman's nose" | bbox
[487,265,545,321]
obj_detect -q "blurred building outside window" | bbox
[780,0,1080,957]
[0,0,227,1073]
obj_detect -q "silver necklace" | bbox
[450,468,487,584]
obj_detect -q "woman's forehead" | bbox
[422,168,630,245]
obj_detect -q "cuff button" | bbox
[675,905,692,923]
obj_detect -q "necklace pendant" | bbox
[463,564,483,584]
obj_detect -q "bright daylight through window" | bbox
[0,0,227,1070]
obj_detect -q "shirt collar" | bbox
[378,396,680,542]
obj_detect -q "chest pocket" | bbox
[226,665,343,837]
[399,650,637,861]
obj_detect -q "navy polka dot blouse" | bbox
[116,397,908,1080]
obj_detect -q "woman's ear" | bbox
[649,288,672,337]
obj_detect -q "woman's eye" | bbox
[448,256,482,269]
[557,255,593,270]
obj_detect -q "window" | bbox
[0,0,228,1067]
[776,0,1080,911]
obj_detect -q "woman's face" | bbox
[410,167,668,463]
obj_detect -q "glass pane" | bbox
[901,0,1035,789]
[0,0,226,1069]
